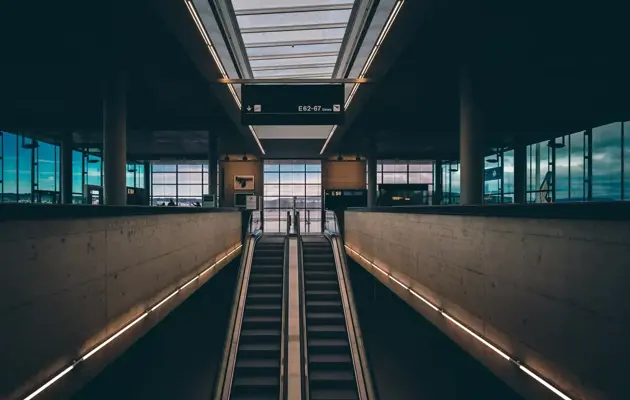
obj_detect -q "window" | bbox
[592,122,622,201]
[263,160,322,233]
[150,162,218,206]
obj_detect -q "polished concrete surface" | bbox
[348,259,523,400]
[73,258,240,400]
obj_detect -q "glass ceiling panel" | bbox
[232,0,354,11]
[241,28,346,45]
[230,0,355,79]
[237,10,352,30]
[254,67,335,78]
[250,56,339,68]
[246,43,342,58]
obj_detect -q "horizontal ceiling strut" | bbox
[217,78,371,84]
[246,38,343,48]
[240,22,347,34]
[235,3,354,16]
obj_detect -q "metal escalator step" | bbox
[310,389,359,400]
[239,343,281,352]
[310,370,355,381]
[246,304,282,311]
[305,270,337,276]
[231,395,279,400]
[308,338,349,348]
[243,316,281,324]
[250,273,283,279]
[240,329,281,337]
[310,353,352,364]
[232,376,280,387]
[307,312,344,320]
[307,325,346,334]
[307,300,342,307]
[236,359,279,369]
[306,290,339,296]
[248,293,282,299]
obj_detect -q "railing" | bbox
[213,228,261,400]
[295,210,310,400]
[324,209,340,234]
[248,210,262,233]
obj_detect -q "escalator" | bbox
[217,235,288,400]
[302,236,360,400]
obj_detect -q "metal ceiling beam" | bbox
[235,3,355,16]
[240,23,347,34]
[251,63,336,71]
[246,38,342,48]
[217,78,370,84]
[249,51,339,60]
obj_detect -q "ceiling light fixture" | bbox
[345,245,573,400]
[22,244,242,400]
[184,0,265,155]
[320,0,405,155]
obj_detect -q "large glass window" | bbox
[264,160,322,233]
[442,161,460,204]
[624,122,630,200]
[569,131,586,201]
[592,122,622,201]
[151,162,218,206]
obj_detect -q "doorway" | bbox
[263,161,322,233]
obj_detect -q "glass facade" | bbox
[150,162,219,206]
[263,160,322,233]
[0,131,144,204]
[441,161,461,204]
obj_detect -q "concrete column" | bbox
[60,133,73,204]
[459,67,484,205]
[433,159,443,205]
[513,141,527,204]
[143,161,151,205]
[208,132,218,198]
[367,156,377,208]
[103,71,127,206]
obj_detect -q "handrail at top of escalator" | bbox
[296,211,310,400]
[213,230,261,400]
[324,227,377,400]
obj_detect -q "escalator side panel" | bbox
[230,237,286,400]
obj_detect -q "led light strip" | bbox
[184,0,265,154]
[344,245,573,400]
[320,0,405,155]
[23,244,242,400]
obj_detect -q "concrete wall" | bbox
[322,160,366,190]
[0,211,242,400]
[345,211,630,400]
[220,160,263,207]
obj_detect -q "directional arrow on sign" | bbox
[246,105,252,112]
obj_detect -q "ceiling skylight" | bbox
[230,0,356,79]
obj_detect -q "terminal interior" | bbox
[0,1,628,400]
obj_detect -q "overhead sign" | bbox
[484,167,503,181]
[246,195,258,210]
[241,84,345,126]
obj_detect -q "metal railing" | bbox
[295,211,310,400]
[324,209,340,234]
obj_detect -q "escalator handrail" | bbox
[279,235,290,400]
[296,213,310,400]
[213,230,262,400]
[325,232,377,400]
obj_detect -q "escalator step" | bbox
[307,300,342,307]
[310,370,355,382]
[240,329,281,337]
[307,325,346,333]
[236,359,279,369]
[310,389,359,400]
[239,343,281,352]
[310,353,352,364]
[246,304,282,311]
[308,338,349,348]
[243,316,281,323]
[232,376,280,387]
[248,293,282,299]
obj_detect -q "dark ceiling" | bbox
[337,0,630,160]
[0,0,249,157]
[1,0,627,161]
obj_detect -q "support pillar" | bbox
[143,161,151,205]
[367,155,377,208]
[60,133,73,204]
[459,67,484,205]
[433,159,443,205]
[103,71,127,206]
[208,132,218,204]
[513,141,527,204]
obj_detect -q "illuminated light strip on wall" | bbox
[344,245,573,400]
[23,244,242,400]
[184,0,265,154]
[320,0,405,155]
